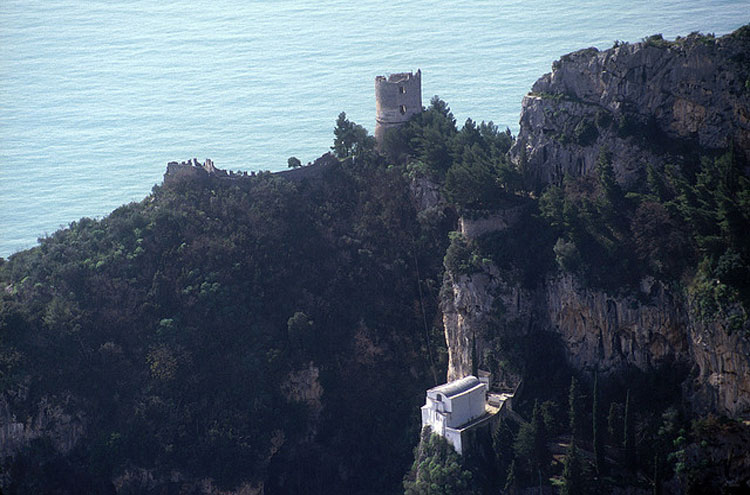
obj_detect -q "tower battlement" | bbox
[375,69,422,144]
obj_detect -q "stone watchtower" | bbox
[374,69,422,145]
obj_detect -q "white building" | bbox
[420,375,490,455]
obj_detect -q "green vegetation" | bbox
[513,401,552,485]
[560,443,583,495]
[383,97,517,210]
[573,119,598,146]
[404,428,476,495]
[1,73,748,493]
[443,232,480,276]
[332,111,376,159]
[641,33,672,48]
[623,389,635,470]
[568,377,583,440]
[592,372,604,476]
[0,118,451,493]
[287,156,302,168]
[539,148,750,325]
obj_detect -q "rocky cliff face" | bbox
[543,274,750,417]
[687,306,750,416]
[444,28,750,419]
[441,254,532,387]
[510,29,750,187]
[0,392,86,460]
[0,390,88,488]
[541,275,690,374]
[442,260,750,417]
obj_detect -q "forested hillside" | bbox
[0,145,453,493]
[2,25,750,495]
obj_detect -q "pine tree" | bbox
[569,376,582,440]
[596,147,623,211]
[287,156,301,168]
[504,460,518,495]
[513,401,551,482]
[331,112,375,159]
[653,453,661,495]
[561,443,583,495]
[593,372,604,476]
[607,402,619,442]
[404,429,476,495]
[532,400,551,483]
[623,389,635,470]
[492,419,515,489]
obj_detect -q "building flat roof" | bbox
[428,376,483,399]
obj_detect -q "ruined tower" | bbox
[374,69,422,145]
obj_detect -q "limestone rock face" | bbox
[687,311,750,417]
[442,269,498,383]
[441,258,531,388]
[409,174,444,212]
[441,262,750,417]
[461,28,750,418]
[542,274,690,374]
[0,393,86,459]
[281,361,324,426]
[510,30,750,187]
[112,468,264,495]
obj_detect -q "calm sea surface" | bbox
[1,1,747,257]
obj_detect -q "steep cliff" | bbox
[445,27,750,419]
[511,28,750,187]
[443,255,750,414]
[542,274,750,416]
[0,392,86,460]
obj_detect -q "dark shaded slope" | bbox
[0,158,449,494]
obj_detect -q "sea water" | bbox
[0,0,747,257]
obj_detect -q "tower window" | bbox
[399,86,406,94]
[399,105,407,114]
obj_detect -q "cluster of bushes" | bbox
[538,148,750,331]
[381,96,520,211]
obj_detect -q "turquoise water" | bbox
[1,1,747,257]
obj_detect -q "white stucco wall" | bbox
[444,386,486,428]
[444,429,464,455]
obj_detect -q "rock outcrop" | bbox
[687,307,750,416]
[442,260,750,417]
[441,224,533,389]
[0,392,86,459]
[443,28,750,417]
[542,274,690,374]
[510,28,750,187]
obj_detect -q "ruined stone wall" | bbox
[458,208,524,241]
[375,70,422,143]
[163,153,337,186]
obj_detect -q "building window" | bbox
[399,86,406,94]
[400,105,407,114]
